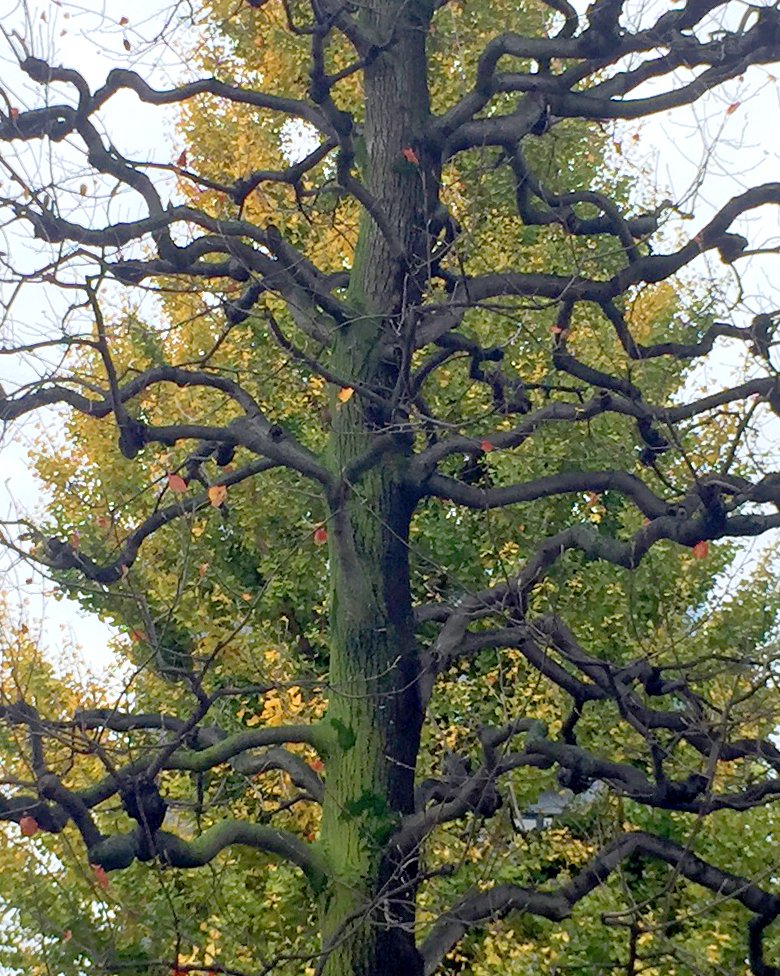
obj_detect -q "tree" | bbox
[1,0,780,973]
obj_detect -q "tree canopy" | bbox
[1,1,780,974]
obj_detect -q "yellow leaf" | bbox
[208,484,227,507]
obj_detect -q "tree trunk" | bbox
[318,3,433,972]
[318,452,423,975]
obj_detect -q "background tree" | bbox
[1,1,780,975]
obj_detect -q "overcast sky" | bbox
[0,0,182,670]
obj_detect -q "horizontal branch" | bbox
[421,469,670,518]
[88,819,327,890]
[426,510,780,675]
[409,393,613,471]
[64,711,325,801]
[420,830,780,975]
[165,723,327,772]
[34,459,277,583]
[13,56,331,137]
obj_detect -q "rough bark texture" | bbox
[317,7,433,970]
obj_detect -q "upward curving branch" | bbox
[420,831,780,976]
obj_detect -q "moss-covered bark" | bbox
[317,2,434,972]
[317,441,422,974]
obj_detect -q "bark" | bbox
[316,3,433,972]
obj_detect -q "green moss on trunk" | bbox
[315,3,435,971]
[318,369,423,974]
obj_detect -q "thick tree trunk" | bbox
[318,454,423,975]
[317,3,433,973]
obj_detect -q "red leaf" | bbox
[401,147,419,165]
[9,108,19,121]
[123,37,131,51]
[479,440,494,453]
[313,525,328,545]
[311,758,324,772]
[725,101,740,115]
[119,16,129,25]
[176,150,187,168]
[167,473,188,494]
[19,815,38,837]
[91,864,109,890]
[691,540,709,560]
[62,930,72,943]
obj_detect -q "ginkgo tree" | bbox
[2,0,780,974]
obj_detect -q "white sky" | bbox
[0,0,778,673]
[0,0,183,669]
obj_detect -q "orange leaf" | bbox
[91,864,109,890]
[208,484,227,508]
[402,147,419,165]
[198,562,209,577]
[691,540,709,560]
[479,440,494,453]
[336,386,354,403]
[95,514,110,529]
[313,525,328,545]
[19,815,38,837]
[176,150,187,168]
[129,629,147,643]
[550,324,567,336]
[119,16,129,25]
[725,101,740,115]
[311,758,324,772]
[167,473,188,494]
[69,531,80,550]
